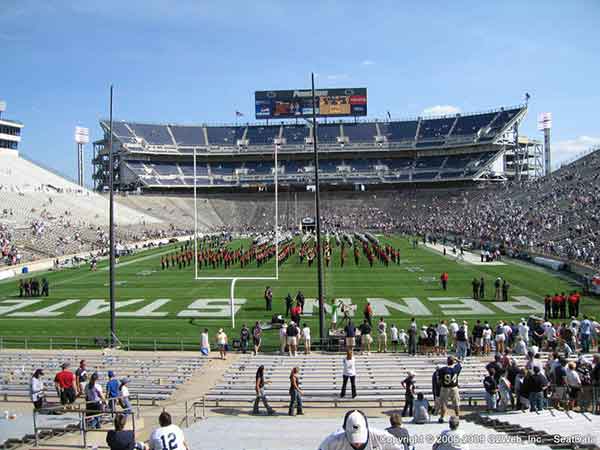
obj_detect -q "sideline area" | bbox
[425,242,506,266]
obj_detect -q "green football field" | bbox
[0,235,597,350]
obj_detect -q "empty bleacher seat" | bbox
[282,125,308,144]
[342,123,377,143]
[412,171,439,180]
[244,161,274,174]
[485,107,522,137]
[211,162,239,175]
[206,126,245,145]
[415,156,446,169]
[128,123,174,146]
[170,125,206,146]
[152,163,179,176]
[316,124,341,144]
[245,126,280,145]
[452,112,496,136]
[205,354,506,408]
[107,122,137,144]
[180,162,209,176]
[0,351,206,405]
[380,120,418,142]
[418,117,456,139]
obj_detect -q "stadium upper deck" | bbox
[92,105,526,192]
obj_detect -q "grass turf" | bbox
[0,235,597,350]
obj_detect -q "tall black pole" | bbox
[311,73,326,343]
[108,85,117,347]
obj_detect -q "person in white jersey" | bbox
[149,411,189,450]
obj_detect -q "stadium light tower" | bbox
[74,126,89,187]
[0,101,6,119]
[537,112,552,175]
[311,73,326,344]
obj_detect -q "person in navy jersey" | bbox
[437,356,462,423]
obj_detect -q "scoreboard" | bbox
[255,87,367,120]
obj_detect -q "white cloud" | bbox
[422,105,461,116]
[326,73,350,81]
[553,135,600,167]
[361,60,375,66]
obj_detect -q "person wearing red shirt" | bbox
[573,291,581,317]
[440,272,449,291]
[290,304,301,325]
[54,362,76,408]
[568,292,578,318]
[551,293,560,319]
[559,292,567,319]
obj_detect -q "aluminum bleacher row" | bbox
[0,351,206,405]
[205,354,522,407]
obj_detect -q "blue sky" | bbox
[1,0,599,185]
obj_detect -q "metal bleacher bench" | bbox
[206,353,490,408]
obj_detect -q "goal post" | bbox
[193,145,280,328]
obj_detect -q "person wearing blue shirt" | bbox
[106,370,120,413]
[580,316,592,353]
[437,356,462,423]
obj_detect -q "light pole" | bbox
[310,73,326,344]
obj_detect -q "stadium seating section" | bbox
[119,149,501,188]
[0,350,205,404]
[101,107,521,149]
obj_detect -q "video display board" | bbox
[255,88,367,119]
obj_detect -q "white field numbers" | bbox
[192,146,280,328]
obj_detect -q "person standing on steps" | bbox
[253,365,275,416]
[401,371,416,417]
[437,356,462,423]
[288,367,303,416]
[377,317,388,353]
[240,324,250,354]
[340,350,357,399]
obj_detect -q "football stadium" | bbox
[2,2,600,449]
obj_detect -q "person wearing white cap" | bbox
[318,410,404,449]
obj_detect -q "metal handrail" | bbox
[32,395,139,448]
